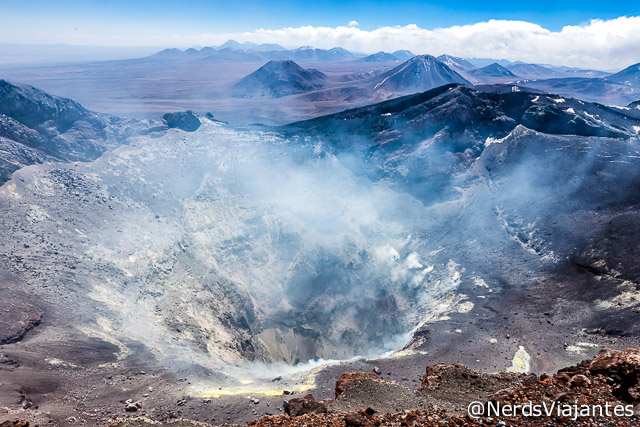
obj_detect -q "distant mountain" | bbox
[151,48,187,59]
[468,63,517,83]
[549,66,609,78]
[362,52,399,62]
[391,50,415,60]
[218,39,286,52]
[290,47,355,62]
[201,47,274,62]
[0,79,134,185]
[371,55,470,95]
[147,45,357,63]
[523,77,638,106]
[437,54,476,72]
[232,60,327,98]
[505,63,559,79]
[198,46,216,55]
[466,58,518,68]
[606,62,640,86]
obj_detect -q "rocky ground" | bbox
[4,347,635,426]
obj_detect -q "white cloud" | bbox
[169,16,640,70]
[348,20,359,27]
[3,16,639,70]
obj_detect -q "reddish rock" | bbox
[335,371,381,398]
[569,374,591,388]
[343,408,377,427]
[488,386,518,403]
[283,394,327,417]
[421,363,477,388]
[589,348,640,403]
[0,421,29,427]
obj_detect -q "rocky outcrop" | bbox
[0,288,42,344]
[162,111,201,132]
[282,394,327,417]
[589,348,640,403]
[0,79,136,185]
[335,371,381,398]
[249,348,640,425]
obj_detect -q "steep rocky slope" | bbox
[0,79,142,184]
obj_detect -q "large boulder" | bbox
[283,394,327,417]
[589,348,640,403]
[162,111,200,132]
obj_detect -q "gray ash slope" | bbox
[282,83,640,338]
[0,79,142,185]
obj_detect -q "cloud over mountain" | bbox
[180,16,640,70]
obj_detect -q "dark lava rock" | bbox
[124,403,138,412]
[283,394,327,417]
[163,111,200,132]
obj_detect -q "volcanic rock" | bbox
[162,111,201,132]
[589,347,640,403]
[0,287,42,344]
[0,421,29,427]
[335,371,381,398]
[283,394,327,417]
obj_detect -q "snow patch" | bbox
[485,134,510,146]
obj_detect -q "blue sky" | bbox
[1,0,638,37]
